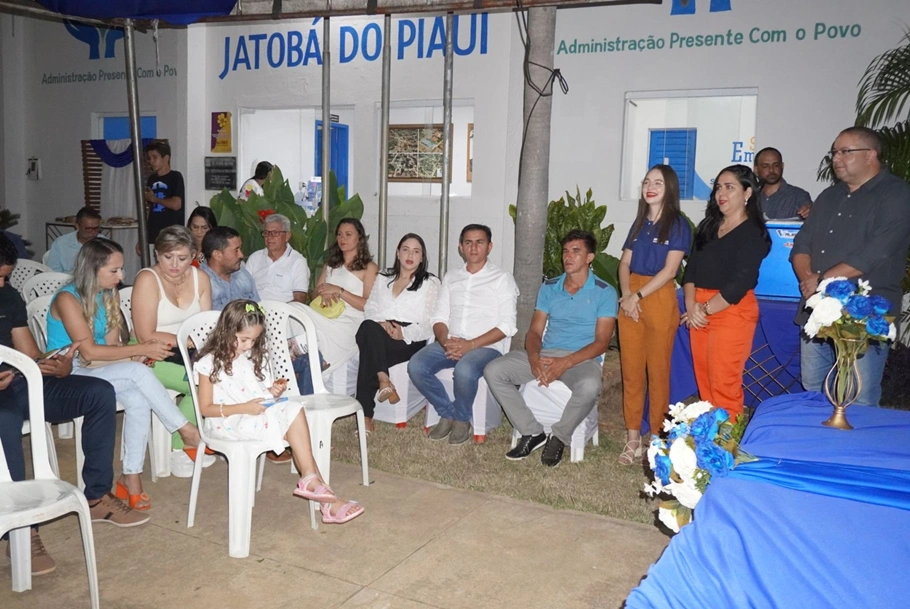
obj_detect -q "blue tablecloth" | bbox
[669,291,803,407]
[627,393,910,609]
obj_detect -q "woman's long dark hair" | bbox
[325,218,373,271]
[694,165,770,251]
[382,233,434,292]
[629,164,683,244]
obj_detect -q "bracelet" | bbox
[703,301,713,316]
[636,290,644,300]
[219,404,225,418]
[471,340,476,349]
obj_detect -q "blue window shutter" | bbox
[315,121,350,196]
[103,116,157,140]
[648,128,697,199]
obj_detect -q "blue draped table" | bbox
[669,291,803,407]
[627,393,910,609]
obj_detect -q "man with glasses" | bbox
[791,126,910,406]
[754,147,813,220]
[246,213,309,304]
[46,207,103,273]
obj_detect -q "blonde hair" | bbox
[155,225,195,256]
[71,239,125,338]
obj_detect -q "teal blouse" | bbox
[46,284,110,350]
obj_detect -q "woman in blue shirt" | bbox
[47,238,203,511]
[617,165,691,465]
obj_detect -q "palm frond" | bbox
[856,28,910,128]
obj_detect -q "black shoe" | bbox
[540,435,566,467]
[505,433,547,461]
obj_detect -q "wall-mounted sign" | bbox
[212,111,232,152]
[205,156,237,190]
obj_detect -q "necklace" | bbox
[159,269,188,306]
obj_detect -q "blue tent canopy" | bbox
[37,0,237,25]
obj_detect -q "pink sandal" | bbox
[293,473,336,502]
[320,501,364,524]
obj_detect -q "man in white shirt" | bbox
[408,224,519,445]
[46,207,103,273]
[245,214,309,303]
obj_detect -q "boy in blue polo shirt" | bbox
[484,229,617,466]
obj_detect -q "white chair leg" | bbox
[147,419,158,484]
[571,445,583,463]
[44,423,59,478]
[150,412,173,480]
[227,456,257,558]
[75,417,85,491]
[356,409,370,487]
[58,421,74,439]
[255,454,265,493]
[186,442,207,528]
[593,429,599,446]
[9,527,32,592]
[510,429,520,449]
[76,508,101,609]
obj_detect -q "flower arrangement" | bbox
[804,277,895,344]
[644,402,753,533]
[803,278,895,428]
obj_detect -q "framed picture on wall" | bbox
[387,124,452,183]
[466,123,474,183]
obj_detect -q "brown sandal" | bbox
[377,384,400,404]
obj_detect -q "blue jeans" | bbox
[408,342,502,422]
[292,350,324,396]
[800,336,890,407]
[0,375,116,501]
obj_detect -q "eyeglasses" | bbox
[828,148,872,158]
[261,230,289,237]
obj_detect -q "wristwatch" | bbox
[636,290,644,300]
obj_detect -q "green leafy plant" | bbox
[210,167,363,289]
[509,187,620,289]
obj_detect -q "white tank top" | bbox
[138,266,202,334]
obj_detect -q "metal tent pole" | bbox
[321,16,332,245]
[124,18,150,268]
[377,14,392,268]
[437,12,454,275]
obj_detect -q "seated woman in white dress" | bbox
[302,218,379,371]
[356,233,440,432]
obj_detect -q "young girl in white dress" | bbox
[194,300,364,524]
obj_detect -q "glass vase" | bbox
[821,338,864,431]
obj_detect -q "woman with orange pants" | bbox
[617,165,691,465]
[682,165,770,418]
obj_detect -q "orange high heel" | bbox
[115,480,151,511]
[182,446,215,462]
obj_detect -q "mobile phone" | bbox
[262,397,289,408]
[36,345,71,363]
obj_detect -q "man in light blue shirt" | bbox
[46,207,102,273]
[484,229,617,467]
[199,226,259,311]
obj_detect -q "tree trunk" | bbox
[511,6,556,350]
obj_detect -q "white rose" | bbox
[803,316,821,339]
[811,296,844,327]
[667,481,703,509]
[681,401,714,421]
[658,506,681,533]
[805,292,823,309]
[669,438,698,481]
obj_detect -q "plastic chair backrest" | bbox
[0,345,55,481]
[119,287,133,333]
[259,300,326,396]
[10,259,51,293]
[41,250,51,266]
[20,272,71,304]
[176,311,223,436]
[26,294,53,352]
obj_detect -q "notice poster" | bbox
[211,111,232,152]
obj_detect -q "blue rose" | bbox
[654,454,672,485]
[690,412,718,441]
[713,409,729,425]
[844,295,873,320]
[869,295,892,316]
[825,280,856,304]
[667,422,689,441]
[867,315,891,339]
[695,441,734,477]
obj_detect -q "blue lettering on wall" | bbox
[219,13,489,80]
[670,0,732,16]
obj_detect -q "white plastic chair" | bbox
[424,370,503,443]
[0,345,99,606]
[373,362,428,428]
[119,287,134,334]
[20,272,71,304]
[9,259,51,296]
[509,379,600,463]
[260,301,370,527]
[26,295,53,353]
[322,354,359,396]
[41,250,51,266]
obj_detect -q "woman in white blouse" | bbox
[356,233,440,432]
